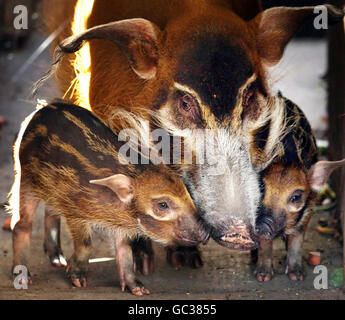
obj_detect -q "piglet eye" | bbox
[158,202,169,209]
[289,190,304,204]
[290,195,301,204]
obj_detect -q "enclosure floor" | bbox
[0,34,343,300]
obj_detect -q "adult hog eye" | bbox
[177,92,201,123]
[180,94,193,111]
[242,81,256,108]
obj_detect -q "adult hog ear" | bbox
[90,174,134,203]
[250,5,344,66]
[309,159,345,192]
[32,18,161,96]
[59,18,160,79]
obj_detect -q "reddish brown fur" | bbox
[42,0,266,128]
[39,0,344,270]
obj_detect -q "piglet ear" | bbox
[309,159,345,192]
[90,174,133,203]
[250,5,344,66]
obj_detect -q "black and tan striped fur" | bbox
[8,101,208,295]
[253,93,345,282]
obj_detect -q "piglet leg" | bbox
[254,239,274,282]
[286,232,305,281]
[167,246,203,269]
[65,220,92,287]
[2,217,11,231]
[115,235,150,296]
[12,195,40,285]
[130,237,155,276]
[43,208,67,267]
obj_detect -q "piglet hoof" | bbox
[44,245,67,268]
[167,246,203,269]
[12,267,32,286]
[121,279,150,296]
[16,275,33,286]
[2,217,12,231]
[66,261,88,288]
[254,266,274,282]
[286,265,305,281]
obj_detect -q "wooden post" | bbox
[327,0,345,292]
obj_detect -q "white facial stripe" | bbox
[146,208,175,221]
[243,74,257,90]
[173,82,203,104]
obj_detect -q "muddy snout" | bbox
[254,208,282,240]
[173,217,210,246]
[213,222,258,251]
[255,215,276,240]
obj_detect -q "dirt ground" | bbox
[0,33,344,300]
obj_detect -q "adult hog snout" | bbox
[211,220,258,251]
[183,131,261,251]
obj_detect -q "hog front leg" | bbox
[167,246,203,269]
[130,237,155,276]
[130,239,203,272]
[115,235,150,296]
[254,239,274,282]
[286,231,305,281]
[43,208,67,268]
[65,220,92,287]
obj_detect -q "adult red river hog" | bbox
[32,0,344,269]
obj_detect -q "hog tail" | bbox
[6,104,45,229]
[31,31,83,97]
[31,43,68,97]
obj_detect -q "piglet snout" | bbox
[173,217,210,246]
[255,216,275,240]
